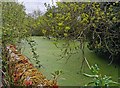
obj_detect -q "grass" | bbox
[22,36,119,86]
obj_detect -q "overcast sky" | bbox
[17,0,58,14]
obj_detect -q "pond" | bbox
[22,36,119,86]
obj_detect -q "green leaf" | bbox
[81,4,85,9]
[42,30,46,34]
[112,17,116,21]
[83,73,98,78]
[58,22,63,26]
[55,70,59,75]
[65,26,70,30]
[64,33,68,37]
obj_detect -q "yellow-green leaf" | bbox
[65,26,70,30]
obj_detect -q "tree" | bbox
[2,2,29,46]
[87,2,120,63]
[26,10,44,36]
[40,2,120,63]
[2,2,41,86]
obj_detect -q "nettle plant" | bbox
[83,64,120,87]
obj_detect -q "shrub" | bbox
[87,2,120,63]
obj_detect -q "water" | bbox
[22,36,119,86]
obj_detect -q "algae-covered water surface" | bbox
[22,36,119,86]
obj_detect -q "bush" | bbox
[87,2,120,63]
[31,29,44,36]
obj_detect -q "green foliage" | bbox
[83,64,120,87]
[41,2,120,63]
[2,2,29,46]
[87,2,120,62]
[26,11,44,36]
[2,2,29,86]
[51,70,63,82]
[2,2,40,63]
[1,2,41,86]
[2,1,120,86]
[26,37,41,68]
